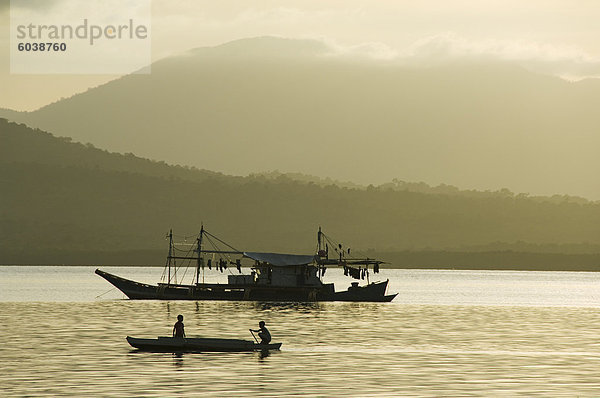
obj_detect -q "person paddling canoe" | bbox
[250,321,271,344]
[173,314,186,338]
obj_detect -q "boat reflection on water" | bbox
[252,301,326,312]
[169,349,275,366]
[258,348,272,360]
[129,343,279,365]
[172,352,184,368]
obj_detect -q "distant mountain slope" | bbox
[1,119,599,265]
[0,108,23,120]
[0,119,230,183]
[1,37,599,199]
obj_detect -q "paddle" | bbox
[249,329,259,344]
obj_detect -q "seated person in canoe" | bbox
[250,321,271,344]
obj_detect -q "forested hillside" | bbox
[1,119,599,267]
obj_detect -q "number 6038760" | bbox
[17,42,67,51]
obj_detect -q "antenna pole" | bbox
[167,229,173,285]
[196,225,204,284]
[317,227,323,280]
[318,226,322,252]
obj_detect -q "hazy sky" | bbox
[1,0,600,110]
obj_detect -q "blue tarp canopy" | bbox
[243,252,316,267]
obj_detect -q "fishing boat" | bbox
[127,336,282,352]
[96,227,397,302]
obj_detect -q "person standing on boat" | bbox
[173,314,186,338]
[250,321,271,344]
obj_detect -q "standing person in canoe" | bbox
[173,314,186,338]
[250,321,271,344]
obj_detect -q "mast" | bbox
[196,225,204,284]
[318,226,322,252]
[167,229,173,285]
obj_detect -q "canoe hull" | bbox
[127,336,282,352]
[96,269,397,302]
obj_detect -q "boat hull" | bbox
[127,336,282,352]
[95,269,397,302]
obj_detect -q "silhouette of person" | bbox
[173,314,185,338]
[250,321,271,344]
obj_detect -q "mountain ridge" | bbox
[2,118,593,204]
[1,36,599,199]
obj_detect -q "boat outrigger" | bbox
[96,227,397,302]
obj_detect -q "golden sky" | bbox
[1,0,600,111]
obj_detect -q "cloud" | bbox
[147,2,600,80]
[1,0,65,16]
[400,32,600,80]
[319,38,398,60]
[317,33,600,80]
[9,0,64,10]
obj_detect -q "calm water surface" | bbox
[1,266,600,397]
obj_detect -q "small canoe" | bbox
[127,336,282,352]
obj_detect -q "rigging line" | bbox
[323,234,338,252]
[344,241,372,261]
[203,235,225,272]
[323,232,353,263]
[160,230,175,283]
[323,231,373,263]
[203,234,236,273]
[204,234,233,259]
[203,230,241,253]
[321,231,335,245]
[185,242,197,282]
[95,287,116,299]
[204,234,224,258]
[161,243,170,283]
[203,234,219,257]
[203,233,216,251]
[322,232,353,255]
[177,243,196,283]
[169,243,192,282]
[325,229,372,260]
